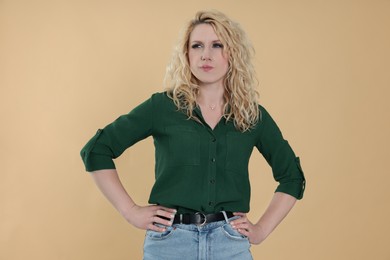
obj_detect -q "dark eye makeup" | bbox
[191,43,202,49]
[190,42,224,49]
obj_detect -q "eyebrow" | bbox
[189,40,222,44]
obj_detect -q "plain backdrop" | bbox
[1,0,389,259]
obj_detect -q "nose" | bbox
[201,47,212,61]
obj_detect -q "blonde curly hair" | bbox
[165,10,259,132]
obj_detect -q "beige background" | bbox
[1,0,389,259]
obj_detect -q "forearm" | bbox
[90,169,177,232]
[90,169,136,217]
[255,192,297,238]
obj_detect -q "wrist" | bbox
[119,202,137,220]
[255,222,270,241]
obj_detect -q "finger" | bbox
[237,228,249,237]
[153,205,176,213]
[156,209,176,220]
[233,212,246,217]
[230,218,245,227]
[234,222,250,231]
[160,207,177,213]
[147,223,166,232]
[153,216,173,226]
[231,219,247,228]
[230,214,247,226]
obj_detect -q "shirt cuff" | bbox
[275,179,306,200]
[83,153,116,172]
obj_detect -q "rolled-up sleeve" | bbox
[256,107,306,199]
[80,95,155,172]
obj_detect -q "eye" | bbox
[212,43,224,48]
[191,43,203,49]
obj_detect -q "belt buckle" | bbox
[195,212,207,226]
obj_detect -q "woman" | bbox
[80,10,305,259]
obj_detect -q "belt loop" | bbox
[221,211,229,223]
[179,214,183,224]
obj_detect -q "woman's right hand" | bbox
[124,204,177,232]
[90,170,177,233]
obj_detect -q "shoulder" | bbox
[252,104,283,136]
[256,104,273,125]
[127,92,171,114]
[141,91,178,117]
[150,91,173,105]
[254,104,284,139]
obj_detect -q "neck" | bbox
[197,83,225,106]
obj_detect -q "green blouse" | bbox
[80,92,305,214]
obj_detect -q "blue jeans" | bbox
[143,215,253,260]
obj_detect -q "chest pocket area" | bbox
[166,126,200,167]
[226,132,254,174]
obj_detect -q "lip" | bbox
[200,65,214,72]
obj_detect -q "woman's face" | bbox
[188,23,229,88]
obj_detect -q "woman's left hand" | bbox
[230,212,267,245]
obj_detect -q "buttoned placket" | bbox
[193,108,220,211]
[207,131,217,209]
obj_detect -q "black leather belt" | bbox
[172,211,234,226]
